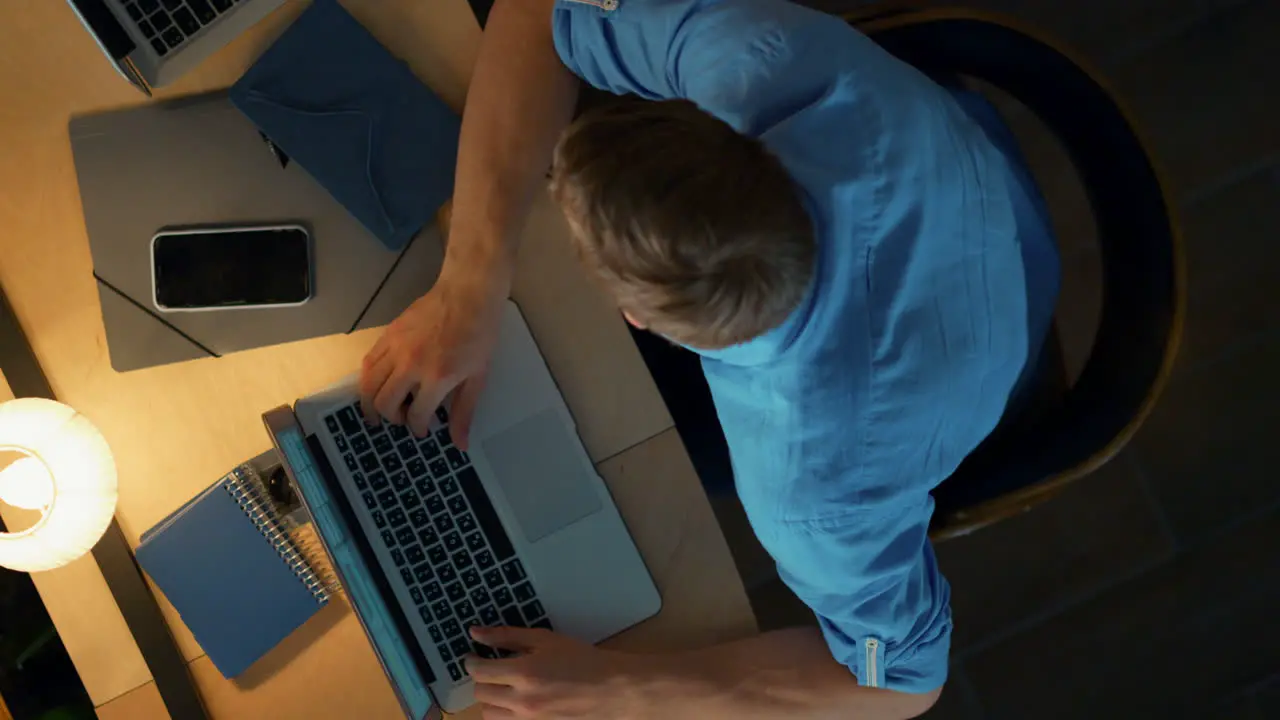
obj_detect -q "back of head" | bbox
[550,100,815,350]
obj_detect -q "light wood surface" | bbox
[0,1,756,717]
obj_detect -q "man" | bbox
[359,0,1060,718]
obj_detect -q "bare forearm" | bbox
[445,0,579,289]
[658,628,941,720]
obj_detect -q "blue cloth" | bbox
[553,0,1060,693]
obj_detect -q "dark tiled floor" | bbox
[706,1,1280,718]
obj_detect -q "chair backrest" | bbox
[852,9,1186,540]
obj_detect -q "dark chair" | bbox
[849,9,1186,540]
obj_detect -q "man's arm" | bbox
[360,0,577,440]
[466,625,942,720]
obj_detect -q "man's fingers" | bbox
[405,384,450,438]
[359,351,394,423]
[450,371,488,451]
[373,373,418,425]
[479,705,517,720]
[472,681,520,708]
[471,625,546,653]
[466,655,531,687]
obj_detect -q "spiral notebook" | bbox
[137,462,336,678]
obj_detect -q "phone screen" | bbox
[152,226,311,310]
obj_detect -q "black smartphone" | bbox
[151,225,312,311]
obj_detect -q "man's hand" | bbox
[359,262,507,447]
[466,626,694,720]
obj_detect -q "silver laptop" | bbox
[67,0,287,93]
[264,301,661,717]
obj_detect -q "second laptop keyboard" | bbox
[326,402,551,684]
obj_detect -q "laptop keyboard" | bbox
[324,402,552,684]
[122,0,239,58]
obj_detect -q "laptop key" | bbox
[334,434,349,452]
[428,624,443,644]
[387,508,407,527]
[439,476,459,497]
[371,510,386,528]
[389,425,410,441]
[325,414,340,434]
[380,530,396,549]
[381,454,403,473]
[360,454,381,473]
[437,564,457,584]
[479,605,500,625]
[447,496,467,515]
[400,491,422,511]
[400,568,414,586]
[398,440,417,461]
[337,407,361,435]
[455,600,475,621]
[410,508,430,529]
[367,421,386,436]
[486,571,506,592]
[439,643,452,663]
[501,559,526,585]
[475,643,499,660]
[187,0,216,24]
[391,472,411,492]
[418,526,438,546]
[445,582,465,602]
[435,427,452,447]
[425,495,446,515]
[369,472,388,490]
[377,489,397,508]
[373,434,394,455]
[436,407,449,424]
[151,12,172,32]
[433,514,454,533]
[352,471,367,490]
[343,454,359,472]
[138,0,159,14]
[433,600,452,620]
[474,549,495,570]
[405,545,426,566]
[424,582,443,602]
[395,527,416,545]
[443,532,462,551]
[126,3,144,21]
[429,459,450,479]
[414,477,435,496]
[414,563,434,584]
[466,532,486,552]
[407,458,428,479]
[450,637,472,659]
[351,434,370,454]
[162,0,183,10]
[427,545,448,566]
[447,663,463,682]
[457,513,478,534]
[462,568,482,589]
[211,0,233,12]
[447,447,470,470]
[513,582,535,603]
[522,601,545,623]
[361,491,377,510]
[410,586,424,605]
[419,606,433,624]
[453,550,473,570]
[390,549,405,567]
[458,468,516,560]
[138,18,156,37]
[418,437,440,459]
[470,587,491,606]
[501,606,525,628]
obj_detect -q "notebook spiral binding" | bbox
[223,464,341,603]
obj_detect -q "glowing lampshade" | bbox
[0,398,118,572]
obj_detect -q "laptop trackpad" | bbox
[481,409,603,543]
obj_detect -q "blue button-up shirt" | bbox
[554,0,1059,693]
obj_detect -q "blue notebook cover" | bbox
[229,0,460,251]
[136,477,325,678]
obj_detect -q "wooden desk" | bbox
[0,1,756,717]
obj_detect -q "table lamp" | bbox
[0,398,118,572]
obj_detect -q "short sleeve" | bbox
[552,0,860,133]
